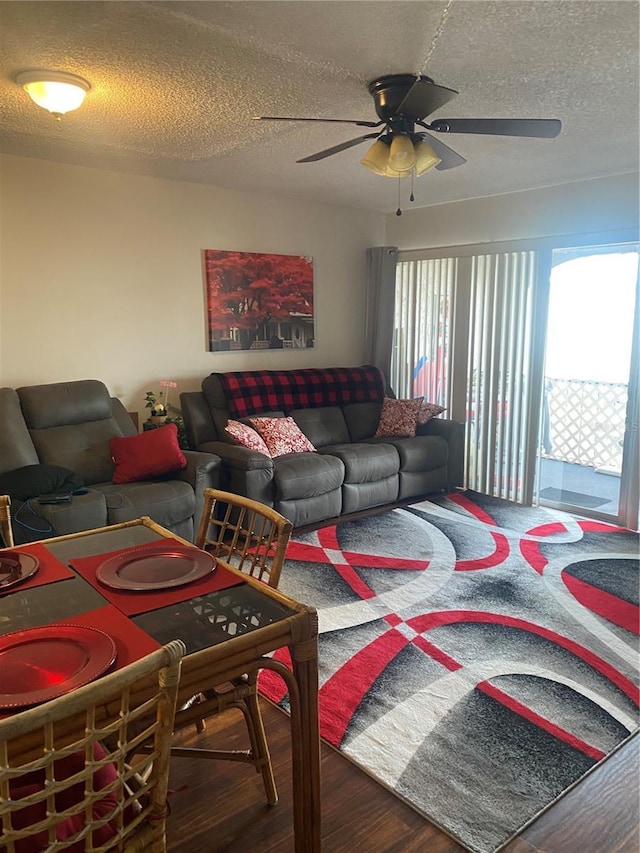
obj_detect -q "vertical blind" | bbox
[392,248,547,504]
[391,257,456,409]
[466,251,543,502]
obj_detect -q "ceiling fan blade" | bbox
[429,118,562,138]
[396,78,458,121]
[296,132,381,163]
[253,115,382,128]
[415,128,467,170]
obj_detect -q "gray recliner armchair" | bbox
[0,380,221,542]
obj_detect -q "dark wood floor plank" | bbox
[505,733,639,853]
[166,701,637,853]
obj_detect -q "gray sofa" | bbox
[180,366,464,529]
[0,380,221,543]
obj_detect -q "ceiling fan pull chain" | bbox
[396,175,402,216]
[410,171,415,203]
[416,0,453,75]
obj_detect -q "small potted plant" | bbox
[145,390,167,424]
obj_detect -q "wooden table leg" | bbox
[289,632,321,853]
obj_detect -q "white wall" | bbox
[2,158,637,427]
[386,173,640,249]
[0,154,385,422]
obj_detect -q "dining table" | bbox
[0,516,321,853]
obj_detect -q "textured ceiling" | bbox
[1,1,638,213]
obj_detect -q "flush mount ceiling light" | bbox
[16,70,91,119]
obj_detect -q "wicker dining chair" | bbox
[0,494,14,547]
[0,639,185,853]
[170,488,293,806]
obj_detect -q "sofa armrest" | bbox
[418,418,465,489]
[193,441,276,506]
[195,441,274,472]
[173,450,222,527]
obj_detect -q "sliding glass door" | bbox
[393,248,549,506]
[534,245,639,527]
[392,239,639,530]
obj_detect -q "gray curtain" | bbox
[364,246,398,382]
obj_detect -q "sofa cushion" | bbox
[375,398,423,438]
[249,417,316,458]
[110,424,187,484]
[276,490,343,529]
[273,452,344,501]
[342,476,399,515]
[343,401,382,442]
[367,434,449,472]
[18,381,127,485]
[18,380,113,429]
[21,491,108,540]
[92,479,195,527]
[29,421,122,486]
[224,420,270,455]
[319,442,398,484]
[290,407,350,448]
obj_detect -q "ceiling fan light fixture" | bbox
[413,140,441,175]
[384,164,413,178]
[360,138,391,175]
[388,134,416,172]
[16,70,90,118]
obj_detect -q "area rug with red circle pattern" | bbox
[259,490,639,853]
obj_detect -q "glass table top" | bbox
[0,526,295,655]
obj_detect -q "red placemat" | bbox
[0,542,74,597]
[0,605,162,720]
[56,604,162,669]
[70,539,243,616]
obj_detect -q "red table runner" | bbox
[70,538,243,616]
[0,542,74,597]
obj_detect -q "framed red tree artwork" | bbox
[204,249,315,352]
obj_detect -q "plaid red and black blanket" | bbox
[218,365,385,419]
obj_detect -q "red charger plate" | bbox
[0,625,117,709]
[96,545,216,591]
[0,552,39,591]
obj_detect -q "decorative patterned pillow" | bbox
[224,419,270,455]
[417,400,446,425]
[248,416,316,458]
[374,397,423,438]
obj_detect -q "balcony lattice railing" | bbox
[543,378,628,473]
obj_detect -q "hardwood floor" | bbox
[166,700,639,853]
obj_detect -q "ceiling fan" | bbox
[253,73,561,173]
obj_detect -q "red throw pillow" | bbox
[248,416,316,458]
[110,423,187,484]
